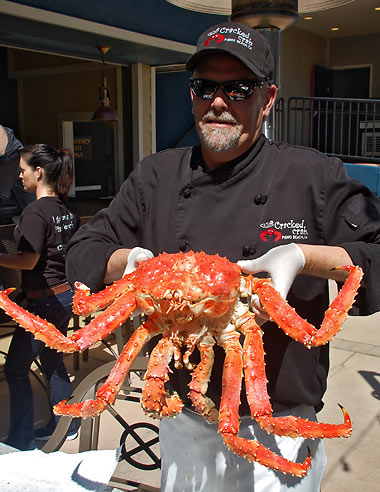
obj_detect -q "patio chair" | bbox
[42,356,160,491]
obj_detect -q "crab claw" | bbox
[72,274,135,316]
[255,404,352,439]
[72,282,91,315]
[141,378,184,418]
[141,337,184,418]
[54,398,107,418]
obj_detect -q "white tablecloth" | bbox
[0,443,121,492]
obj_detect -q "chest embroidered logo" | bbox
[260,219,309,242]
[260,228,282,242]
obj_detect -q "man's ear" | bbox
[190,86,195,114]
[263,85,277,118]
[0,125,8,156]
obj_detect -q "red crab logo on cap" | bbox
[205,33,224,46]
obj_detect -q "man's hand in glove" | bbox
[124,247,154,275]
[238,243,305,320]
[123,247,154,318]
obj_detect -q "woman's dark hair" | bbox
[20,144,74,198]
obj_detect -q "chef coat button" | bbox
[183,186,192,198]
[242,245,256,257]
[179,242,187,252]
[254,194,267,205]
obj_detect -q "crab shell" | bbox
[132,252,241,320]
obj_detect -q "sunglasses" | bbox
[190,78,266,101]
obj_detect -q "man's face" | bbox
[191,53,276,169]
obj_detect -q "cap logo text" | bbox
[205,26,253,50]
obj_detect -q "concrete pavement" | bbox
[319,312,380,492]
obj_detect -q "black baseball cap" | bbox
[186,22,274,80]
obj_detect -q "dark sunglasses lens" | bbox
[191,80,216,99]
[191,79,259,101]
[223,82,254,100]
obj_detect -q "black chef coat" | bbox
[66,135,380,413]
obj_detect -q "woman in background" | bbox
[0,144,79,450]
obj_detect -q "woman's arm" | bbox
[0,251,40,270]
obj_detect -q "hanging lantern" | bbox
[92,46,118,122]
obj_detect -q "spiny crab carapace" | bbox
[0,251,363,477]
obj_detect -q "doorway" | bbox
[312,65,371,98]
[311,66,372,156]
[58,112,118,199]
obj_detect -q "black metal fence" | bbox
[274,96,380,163]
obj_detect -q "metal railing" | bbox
[274,96,380,163]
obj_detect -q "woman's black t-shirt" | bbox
[15,196,79,292]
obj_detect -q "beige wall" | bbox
[8,49,123,216]
[279,26,328,101]
[275,28,380,101]
[19,69,117,146]
[329,33,380,98]
[9,49,117,147]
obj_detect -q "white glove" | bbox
[123,247,154,275]
[123,247,154,319]
[238,243,305,317]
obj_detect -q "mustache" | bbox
[201,111,237,125]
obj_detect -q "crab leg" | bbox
[312,265,363,346]
[247,265,363,348]
[218,330,243,435]
[141,336,184,418]
[222,433,311,477]
[188,333,219,423]
[239,313,272,416]
[54,318,160,418]
[255,404,351,439]
[0,288,137,353]
[73,272,135,316]
[218,327,311,477]
[71,291,137,351]
[246,277,315,345]
[0,288,79,352]
[0,287,138,353]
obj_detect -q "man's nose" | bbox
[210,88,229,110]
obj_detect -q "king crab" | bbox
[0,251,362,477]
